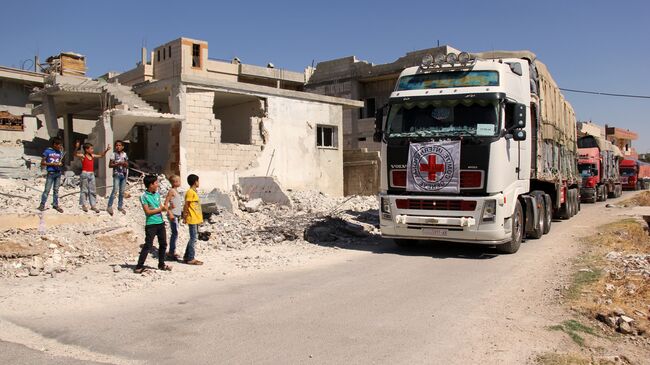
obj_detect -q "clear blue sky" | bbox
[2,0,648,152]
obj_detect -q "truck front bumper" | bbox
[580,187,596,200]
[379,194,511,245]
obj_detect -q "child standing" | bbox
[135,175,172,273]
[163,175,183,261]
[182,174,203,265]
[107,140,129,216]
[38,137,64,213]
[74,141,110,213]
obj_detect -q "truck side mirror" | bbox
[513,103,526,129]
[373,106,385,142]
[512,129,526,141]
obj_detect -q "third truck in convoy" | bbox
[620,158,650,190]
[374,50,580,254]
[577,133,623,203]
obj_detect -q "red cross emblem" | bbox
[420,155,445,181]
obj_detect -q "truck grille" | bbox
[460,170,483,189]
[395,199,477,211]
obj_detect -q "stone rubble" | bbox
[0,174,379,279]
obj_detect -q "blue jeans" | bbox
[184,224,198,261]
[79,172,97,208]
[40,172,61,207]
[107,174,127,209]
[168,215,180,255]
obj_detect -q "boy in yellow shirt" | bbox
[182,174,203,265]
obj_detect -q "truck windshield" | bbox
[386,99,499,138]
[579,164,596,177]
[620,168,636,177]
[396,71,499,90]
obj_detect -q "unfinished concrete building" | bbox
[28,38,361,196]
[304,45,459,195]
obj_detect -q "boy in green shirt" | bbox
[135,175,172,273]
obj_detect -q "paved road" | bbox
[0,193,638,364]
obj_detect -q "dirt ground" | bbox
[1,192,649,364]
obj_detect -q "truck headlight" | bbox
[481,200,496,222]
[381,197,392,220]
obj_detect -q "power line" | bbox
[559,87,650,99]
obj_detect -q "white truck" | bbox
[374,51,580,253]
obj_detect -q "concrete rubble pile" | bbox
[202,189,379,250]
[0,172,379,279]
[593,250,650,337]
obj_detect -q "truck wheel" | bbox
[527,192,545,239]
[394,239,416,248]
[543,194,552,234]
[567,190,575,218]
[497,200,523,254]
[596,186,604,202]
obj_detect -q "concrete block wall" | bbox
[153,39,182,81]
[183,90,263,176]
[343,148,380,196]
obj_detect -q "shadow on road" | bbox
[304,211,500,260]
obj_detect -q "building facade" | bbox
[26,38,361,195]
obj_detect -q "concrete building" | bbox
[0,66,44,143]
[26,38,362,196]
[606,126,638,159]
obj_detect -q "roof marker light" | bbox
[458,52,471,64]
[446,53,458,65]
[421,54,434,68]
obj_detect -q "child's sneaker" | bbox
[37,205,45,211]
[53,206,64,213]
[91,206,100,213]
[107,207,114,216]
[82,206,89,212]
[119,208,126,215]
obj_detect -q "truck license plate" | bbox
[423,228,448,237]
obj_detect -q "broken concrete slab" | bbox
[244,198,263,213]
[201,188,236,213]
[238,176,292,207]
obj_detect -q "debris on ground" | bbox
[0,171,378,279]
[571,219,650,341]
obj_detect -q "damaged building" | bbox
[17,37,361,196]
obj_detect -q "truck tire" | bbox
[607,185,616,198]
[567,190,575,218]
[543,194,552,234]
[394,239,416,248]
[497,200,523,254]
[596,186,605,202]
[527,192,545,239]
[557,201,570,220]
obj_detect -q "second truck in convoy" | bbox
[374,50,580,254]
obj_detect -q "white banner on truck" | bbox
[406,140,461,193]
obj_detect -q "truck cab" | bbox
[578,147,600,202]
